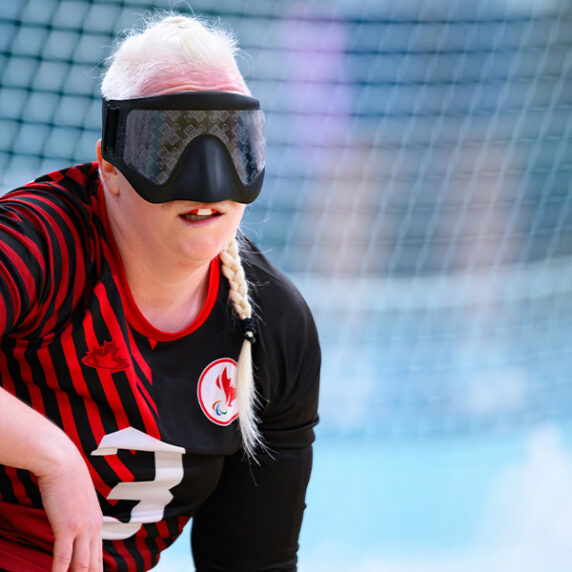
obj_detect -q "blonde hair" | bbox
[219,238,263,456]
[101,14,249,100]
[101,14,262,457]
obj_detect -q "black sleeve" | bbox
[191,446,313,572]
[191,262,321,571]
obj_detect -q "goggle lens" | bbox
[124,108,265,186]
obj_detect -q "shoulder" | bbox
[239,237,320,447]
[2,162,100,214]
[0,163,103,336]
[239,237,315,331]
[0,162,103,253]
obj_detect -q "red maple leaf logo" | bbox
[82,341,129,373]
[215,367,236,407]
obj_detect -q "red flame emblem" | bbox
[82,340,129,373]
[216,367,236,408]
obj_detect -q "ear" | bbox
[96,139,120,196]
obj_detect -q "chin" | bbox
[181,238,227,265]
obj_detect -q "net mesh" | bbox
[1,0,572,438]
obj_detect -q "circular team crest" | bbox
[197,358,239,426]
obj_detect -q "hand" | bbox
[0,388,103,570]
[36,444,103,572]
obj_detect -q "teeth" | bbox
[182,208,219,221]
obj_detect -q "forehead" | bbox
[139,69,250,99]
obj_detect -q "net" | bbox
[1,0,572,439]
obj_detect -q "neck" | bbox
[122,253,211,332]
[105,199,212,333]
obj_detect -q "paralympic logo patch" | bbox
[197,358,239,425]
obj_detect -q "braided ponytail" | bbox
[219,236,263,458]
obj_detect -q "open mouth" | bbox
[180,208,221,222]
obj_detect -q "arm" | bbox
[0,387,103,572]
[0,184,102,570]
[191,445,312,572]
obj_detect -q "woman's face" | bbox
[98,77,249,271]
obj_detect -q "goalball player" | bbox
[0,14,320,571]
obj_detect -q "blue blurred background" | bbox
[2,0,572,570]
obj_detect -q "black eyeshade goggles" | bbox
[101,91,265,204]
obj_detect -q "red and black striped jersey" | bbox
[0,163,320,572]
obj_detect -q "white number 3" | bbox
[91,427,186,540]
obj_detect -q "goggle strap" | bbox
[103,105,120,156]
